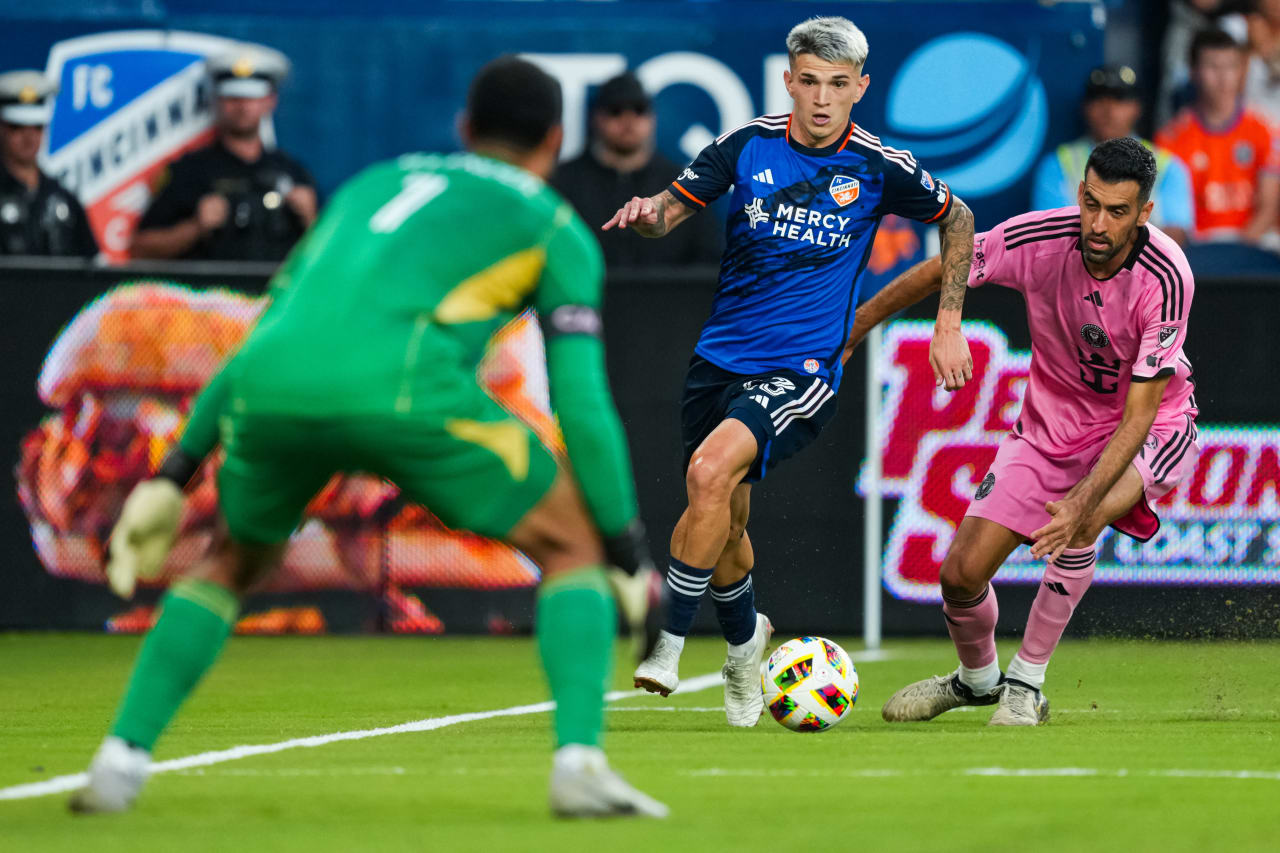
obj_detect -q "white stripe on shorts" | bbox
[775,386,834,435]
[768,378,824,426]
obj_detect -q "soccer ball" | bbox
[761,636,858,731]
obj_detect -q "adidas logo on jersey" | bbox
[752,169,775,185]
[750,394,770,409]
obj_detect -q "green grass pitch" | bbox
[2,633,1277,852]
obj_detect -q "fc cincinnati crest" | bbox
[829,175,860,207]
[1158,326,1178,348]
[39,31,272,262]
[975,473,995,500]
[1080,323,1109,348]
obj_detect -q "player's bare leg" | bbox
[508,470,667,819]
[993,466,1146,726]
[72,534,285,814]
[882,517,1022,722]
[635,421,757,700]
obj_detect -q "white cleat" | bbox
[988,680,1050,726]
[633,630,682,697]
[68,736,151,814]
[722,612,773,727]
[549,745,669,819]
[882,669,1002,722]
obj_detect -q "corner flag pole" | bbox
[862,323,883,651]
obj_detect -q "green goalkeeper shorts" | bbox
[215,385,558,545]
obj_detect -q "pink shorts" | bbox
[965,414,1200,543]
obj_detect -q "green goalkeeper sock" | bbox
[110,578,240,751]
[536,566,616,748]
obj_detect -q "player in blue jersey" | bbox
[603,16,976,726]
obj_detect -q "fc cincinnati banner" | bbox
[38,31,276,263]
[860,321,1280,603]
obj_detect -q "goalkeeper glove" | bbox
[105,478,183,599]
[603,519,667,663]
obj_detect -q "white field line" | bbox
[0,671,726,802]
[684,767,1280,781]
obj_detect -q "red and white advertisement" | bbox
[861,321,1280,603]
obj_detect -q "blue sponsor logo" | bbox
[882,33,1047,197]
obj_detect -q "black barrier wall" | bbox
[3,260,1279,636]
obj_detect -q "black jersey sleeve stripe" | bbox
[1003,213,1079,238]
[1132,366,1176,382]
[1142,243,1186,320]
[1004,228,1081,250]
[1003,222,1080,239]
[1135,256,1173,322]
[1138,251,1177,322]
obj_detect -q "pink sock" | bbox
[942,584,998,669]
[1018,547,1096,665]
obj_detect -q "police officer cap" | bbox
[1084,64,1139,102]
[0,70,57,126]
[208,43,290,99]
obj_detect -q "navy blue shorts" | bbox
[680,355,837,483]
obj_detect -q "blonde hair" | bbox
[786,16,869,70]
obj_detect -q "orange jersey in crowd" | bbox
[1156,107,1280,236]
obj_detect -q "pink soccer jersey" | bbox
[968,206,1197,459]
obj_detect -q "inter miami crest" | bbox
[975,472,995,500]
[829,175,860,206]
[1080,323,1109,348]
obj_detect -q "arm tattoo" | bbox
[937,199,974,311]
[641,190,675,238]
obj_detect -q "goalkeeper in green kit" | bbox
[71,56,667,819]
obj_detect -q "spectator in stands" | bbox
[131,42,316,263]
[1243,0,1280,124]
[1158,0,1249,128]
[552,72,721,268]
[1157,28,1280,245]
[1034,64,1195,246]
[0,70,98,258]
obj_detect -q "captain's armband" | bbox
[541,304,603,340]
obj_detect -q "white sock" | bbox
[658,630,685,654]
[959,660,1002,695]
[1006,654,1048,689]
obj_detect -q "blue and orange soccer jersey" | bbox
[669,112,951,389]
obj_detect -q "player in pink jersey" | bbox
[845,138,1199,725]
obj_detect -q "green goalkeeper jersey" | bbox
[187,152,639,536]
[233,152,598,412]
